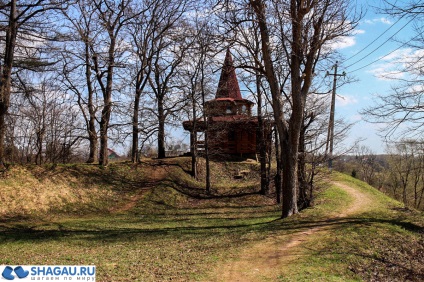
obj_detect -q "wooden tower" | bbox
[183,49,271,157]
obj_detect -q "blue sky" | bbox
[333,0,417,154]
[176,0,416,155]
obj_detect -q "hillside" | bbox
[0,158,272,217]
[0,158,423,281]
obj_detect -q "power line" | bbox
[348,33,423,74]
[325,61,345,171]
[345,15,405,63]
[345,14,418,70]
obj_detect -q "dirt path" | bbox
[333,181,373,216]
[109,165,168,213]
[212,181,373,282]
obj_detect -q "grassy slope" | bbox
[0,159,423,281]
[276,173,423,282]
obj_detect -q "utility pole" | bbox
[326,61,345,171]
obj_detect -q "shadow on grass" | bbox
[0,212,422,243]
[26,162,166,193]
[23,160,266,202]
[306,241,424,281]
[139,159,193,176]
[164,176,263,200]
[0,216,280,242]
[303,220,424,281]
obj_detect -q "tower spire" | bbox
[215,48,242,100]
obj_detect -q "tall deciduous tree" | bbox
[90,0,135,166]
[229,8,273,195]
[247,0,359,217]
[147,4,191,159]
[127,0,186,163]
[183,11,216,185]
[0,0,64,168]
[60,0,100,163]
[17,75,81,164]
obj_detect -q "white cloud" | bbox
[363,17,393,25]
[383,48,413,61]
[325,28,365,51]
[368,67,405,80]
[324,26,364,51]
[336,94,358,107]
[353,29,366,35]
[330,36,357,49]
[380,18,393,25]
[368,48,424,80]
[410,84,424,93]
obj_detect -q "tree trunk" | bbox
[85,42,98,164]
[97,25,116,167]
[402,182,408,207]
[99,100,111,166]
[298,121,309,210]
[190,93,198,179]
[87,121,98,163]
[280,132,299,217]
[257,71,268,195]
[204,129,211,194]
[98,60,114,167]
[0,0,17,168]
[190,131,197,179]
[274,128,282,204]
[251,0,298,217]
[279,87,305,216]
[132,91,141,163]
[0,105,7,168]
[200,65,211,194]
[35,130,44,165]
[191,84,198,179]
[157,97,166,159]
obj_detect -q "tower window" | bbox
[241,105,247,114]
[226,106,232,114]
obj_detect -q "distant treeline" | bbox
[335,142,424,211]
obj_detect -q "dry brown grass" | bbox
[0,161,423,281]
[0,158,268,217]
[0,165,116,216]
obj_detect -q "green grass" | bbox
[0,160,280,281]
[0,204,281,281]
[275,172,424,282]
[0,162,422,281]
[309,182,353,218]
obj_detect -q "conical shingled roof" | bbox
[215,49,242,100]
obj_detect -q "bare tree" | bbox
[247,0,360,217]
[11,73,82,164]
[184,12,217,186]
[362,82,424,139]
[362,1,424,139]
[230,9,273,195]
[289,80,355,207]
[60,0,101,163]
[387,142,415,207]
[0,0,65,168]
[181,20,211,179]
[147,9,192,159]
[354,145,381,185]
[89,0,135,166]
[386,140,424,209]
[126,0,187,163]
